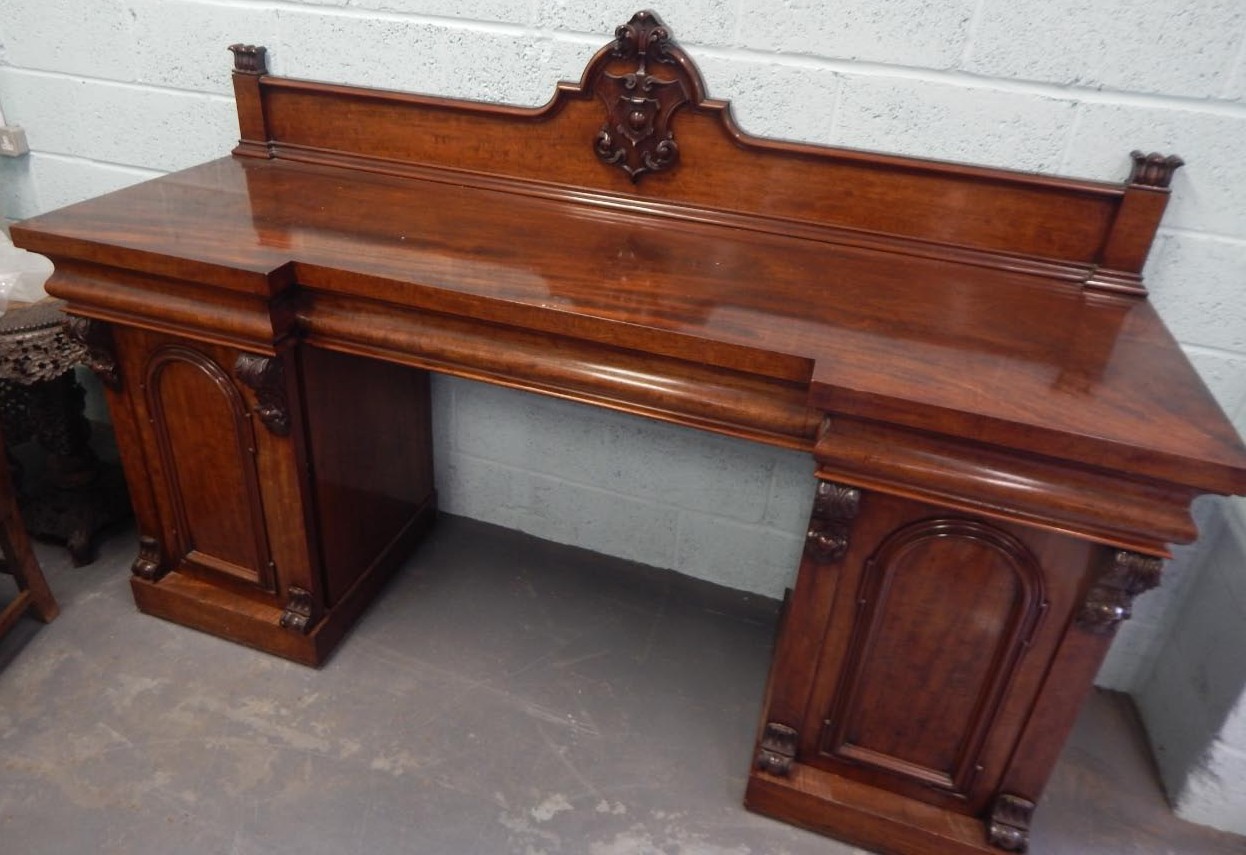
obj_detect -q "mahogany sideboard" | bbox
[11,12,1246,855]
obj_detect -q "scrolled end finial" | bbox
[1128,150,1184,188]
[229,44,268,75]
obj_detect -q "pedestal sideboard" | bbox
[12,12,1246,854]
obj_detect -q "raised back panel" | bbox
[256,85,1122,266]
[228,11,1180,287]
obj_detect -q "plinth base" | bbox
[746,765,1013,855]
[130,498,436,667]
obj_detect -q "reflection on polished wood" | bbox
[11,10,1246,855]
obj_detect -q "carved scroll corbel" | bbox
[755,722,799,776]
[1076,549,1163,635]
[234,354,290,437]
[130,535,167,581]
[279,587,316,634]
[805,480,861,562]
[987,793,1035,852]
[64,316,121,390]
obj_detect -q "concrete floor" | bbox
[2,515,1244,854]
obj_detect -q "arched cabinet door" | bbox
[143,344,276,591]
[79,320,436,665]
[817,518,1046,798]
[789,488,1097,817]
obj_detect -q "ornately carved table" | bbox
[0,299,129,564]
[10,11,1246,855]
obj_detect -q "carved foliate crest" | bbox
[592,11,690,182]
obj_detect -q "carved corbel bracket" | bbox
[755,722,799,776]
[229,44,268,75]
[1128,151,1184,188]
[130,535,168,582]
[234,354,291,437]
[591,11,693,182]
[279,586,316,634]
[1076,549,1163,635]
[63,316,121,391]
[805,480,861,562]
[987,793,1035,852]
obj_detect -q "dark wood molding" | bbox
[812,416,1204,551]
[1076,549,1163,635]
[755,722,799,776]
[805,480,861,562]
[63,316,120,390]
[987,793,1036,852]
[234,353,291,437]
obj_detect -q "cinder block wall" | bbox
[3,0,1245,831]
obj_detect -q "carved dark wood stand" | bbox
[0,300,130,565]
[0,420,59,639]
[11,12,1246,854]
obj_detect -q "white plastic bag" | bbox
[0,229,52,316]
[0,271,15,317]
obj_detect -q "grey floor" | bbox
[2,516,1244,855]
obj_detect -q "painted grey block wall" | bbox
[1139,499,1246,834]
[429,376,812,597]
[2,0,1246,817]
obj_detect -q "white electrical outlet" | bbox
[0,126,30,157]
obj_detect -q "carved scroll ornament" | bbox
[234,354,290,437]
[279,586,315,634]
[805,480,861,562]
[64,316,121,390]
[592,11,690,182]
[131,535,165,581]
[988,793,1036,852]
[755,721,799,776]
[1076,549,1163,635]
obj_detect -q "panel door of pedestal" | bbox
[108,327,312,602]
[785,485,1096,817]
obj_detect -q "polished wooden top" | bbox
[11,10,1246,508]
[13,153,1246,496]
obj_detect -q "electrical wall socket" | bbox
[0,126,30,157]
